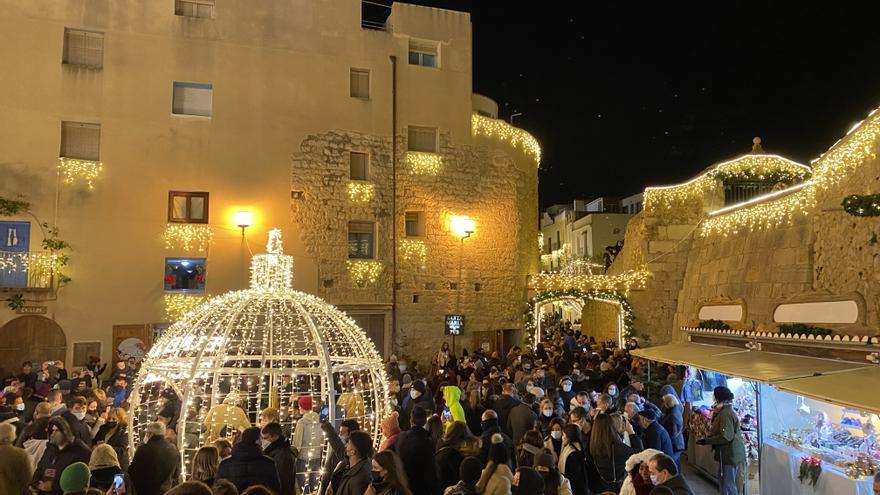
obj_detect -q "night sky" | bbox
[388,2,880,207]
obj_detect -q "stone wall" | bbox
[291,128,536,362]
[578,299,622,343]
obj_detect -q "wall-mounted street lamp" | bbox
[235,210,253,237]
[450,215,476,239]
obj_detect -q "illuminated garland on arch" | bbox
[528,268,650,293]
[524,289,634,348]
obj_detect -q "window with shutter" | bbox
[348,221,375,259]
[175,0,214,18]
[350,69,370,99]
[172,82,213,117]
[405,211,424,237]
[168,191,210,223]
[63,28,104,68]
[350,152,369,180]
[407,126,437,152]
[60,122,101,160]
[408,39,439,68]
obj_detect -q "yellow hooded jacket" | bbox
[443,385,466,429]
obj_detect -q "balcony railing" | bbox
[0,251,55,290]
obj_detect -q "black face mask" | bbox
[481,419,497,431]
[371,471,384,484]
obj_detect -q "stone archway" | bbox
[525,289,634,348]
[0,315,66,375]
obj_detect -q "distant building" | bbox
[621,193,644,215]
[540,197,632,271]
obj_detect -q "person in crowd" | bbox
[213,438,233,460]
[648,453,694,495]
[611,412,643,451]
[591,413,637,492]
[479,409,514,466]
[659,393,685,470]
[292,397,322,494]
[212,479,239,495]
[436,421,480,490]
[638,409,674,458]
[165,480,214,495]
[396,407,439,495]
[379,411,402,451]
[507,391,537,445]
[60,396,92,446]
[537,398,559,434]
[558,424,589,495]
[215,427,280,494]
[258,407,279,429]
[191,446,220,487]
[32,417,91,494]
[444,456,482,495]
[128,421,182,495]
[516,429,548,468]
[58,461,91,495]
[558,377,576,412]
[493,383,521,437]
[513,466,546,495]
[327,430,372,495]
[696,386,746,495]
[478,435,515,495]
[533,451,572,495]
[0,422,31,494]
[93,407,129,470]
[873,472,880,495]
[401,380,434,430]
[568,406,591,436]
[320,419,360,495]
[544,417,565,461]
[365,449,412,495]
[570,391,591,412]
[620,448,663,495]
[88,443,125,490]
[261,422,295,495]
[443,385,466,428]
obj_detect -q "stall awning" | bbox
[773,366,880,415]
[633,343,866,383]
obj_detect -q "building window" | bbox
[408,39,438,68]
[350,68,370,99]
[405,211,425,237]
[407,126,437,153]
[164,257,206,293]
[175,0,214,18]
[348,221,375,259]
[172,82,213,117]
[60,122,101,160]
[63,28,104,68]
[168,191,209,224]
[350,152,369,180]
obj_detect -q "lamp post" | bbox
[450,216,475,355]
[235,210,253,237]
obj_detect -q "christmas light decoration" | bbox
[162,224,214,251]
[524,289,635,348]
[398,238,427,268]
[346,259,384,287]
[405,151,442,175]
[558,258,605,276]
[347,182,376,202]
[58,157,103,189]
[0,251,56,287]
[131,229,391,486]
[528,267,650,293]
[163,293,205,321]
[537,233,544,251]
[471,113,542,163]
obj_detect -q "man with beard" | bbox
[31,417,90,494]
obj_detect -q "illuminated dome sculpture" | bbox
[129,229,390,488]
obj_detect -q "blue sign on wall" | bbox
[0,221,30,288]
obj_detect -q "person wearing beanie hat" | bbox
[379,411,401,451]
[512,466,545,495]
[477,436,515,495]
[558,376,576,411]
[88,444,124,489]
[291,395,321,495]
[216,427,281,494]
[444,456,482,495]
[638,408,674,458]
[695,386,746,495]
[59,461,90,494]
[400,379,434,431]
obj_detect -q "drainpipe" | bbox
[390,55,398,351]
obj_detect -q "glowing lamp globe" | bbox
[129,229,390,488]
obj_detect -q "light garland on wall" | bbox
[347,181,376,202]
[163,224,214,251]
[643,154,811,211]
[398,238,427,268]
[405,151,442,175]
[163,293,206,321]
[528,267,650,294]
[346,259,384,287]
[471,113,542,163]
[0,251,57,287]
[133,229,391,481]
[58,157,103,189]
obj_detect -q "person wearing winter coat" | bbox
[590,414,636,493]
[400,381,434,431]
[558,376,576,412]
[533,452,572,495]
[327,430,373,495]
[216,427,281,494]
[543,417,565,462]
[0,423,31,495]
[478,437,515,495]
[696,386,746,495]
[319,419,360,495]
[648,453,695,495]
[443,456,482,495]
[32,417,91,495]
[558,424,589,495]
[88,444,124,490]
[478,410,515,467]
[637,409,674,458]
[659,394,685,470]
[507,393,538,446]
[396,407,440,495]
[379,411,402,451]
[128,421,182,495]
[619,448,663,495]
[443,386,466,428]
[262,422,296,495]
[435,421,480,491]
[292,396,323,493]
[366,450,412,495]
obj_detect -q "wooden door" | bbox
[350,314,386,357]
[112,324,152,362]
[0,316,66,376]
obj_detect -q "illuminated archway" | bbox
[524,289,634,348]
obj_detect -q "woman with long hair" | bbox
[611,412,643,451]
[190,446,220,485]
[516,429,548,468]
[534,451,573,495]
[478,435,515,495]
[590,413,636,493]
[94,407,130,470]
[365,450,412,495]
[559,424,589,495]
[543,418,565,461]
[425,414,444,446]
[537,399,560,435]
[436,421,480,490]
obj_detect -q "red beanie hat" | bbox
[298,396,313,412]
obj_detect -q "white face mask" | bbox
[261,439,272,449]
[562,384,572,392]
[15,403,25,411]
[650,474,660,485]
[550,430,562,440]
[410,390,421,400]
[73,412,86,421]
[542,409,553,417]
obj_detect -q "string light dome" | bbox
[129,229,390,488]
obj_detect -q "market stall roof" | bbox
[773,366,880,415]
[633,344,866,383]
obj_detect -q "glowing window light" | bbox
[471,113,542,163]
[405,151,442,175]
[163,224,214,251]
[347,259,384,287]
[58,157,103,189]
[347,181,376,202]
[449,215,476,238]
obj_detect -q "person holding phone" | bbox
[87,444,125,490]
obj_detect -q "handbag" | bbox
[595,444,624,493]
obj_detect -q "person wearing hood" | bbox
[379,411,402,451]
[88,444,125,490]
[400,380,433,431]
[216,427,281,494]
[695,386,745,495]
[558,376,576,412]
[0,422,31,495]
[32,417,91,494]
[513,466,545,495]
[533,451,572,495]
[619,448,663,495]
[443,386,466,429]
[262,422,296,495]
[292,396,322,494]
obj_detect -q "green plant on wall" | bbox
[697,319,731,330]
[777,323,833,337]
[841,194,880,217]
[0,195,72,309]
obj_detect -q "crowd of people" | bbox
[0,322,761,495]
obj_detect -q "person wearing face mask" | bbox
[93,407,130,470]
[215,426,281,494]
[327,429,373,495]
[647,453,694,495]
[537,399,560,435]
[365,450,412,495]
[514,359,533,385]
[543,418,565,461]
[260,422,295,495]
[60,396,92,446]
[558,377,576,411]
[618,448,663,495]
[558,424,589,495]
[400,380,433,431]
[478,409,514,467]
[319,419,360,495]
[31,417,91,494]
